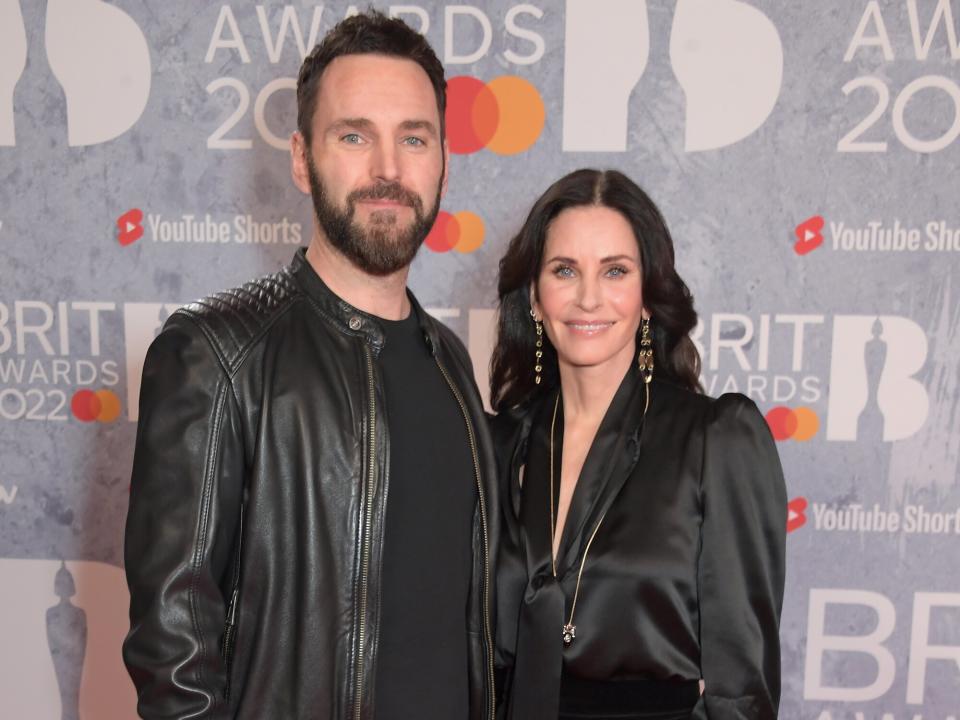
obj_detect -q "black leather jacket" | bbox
[123,249,499,720]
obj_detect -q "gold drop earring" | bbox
[531,309,543,385]
[638,316,654,384]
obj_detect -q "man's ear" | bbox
[290,131,311,195]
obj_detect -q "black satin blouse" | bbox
[492,367,787,719]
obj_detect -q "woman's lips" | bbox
[564,321,614,335]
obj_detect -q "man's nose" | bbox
[371,141,400,183]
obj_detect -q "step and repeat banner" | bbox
[1,0,958,717]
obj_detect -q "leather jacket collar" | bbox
[291,247,444,357]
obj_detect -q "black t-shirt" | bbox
[372,310,476,719]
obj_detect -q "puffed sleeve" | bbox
[692,393,787,719]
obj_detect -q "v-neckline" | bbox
[545,365,644,575]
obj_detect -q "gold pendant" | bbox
[562,623,576,646]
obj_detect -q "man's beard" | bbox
[306,156,442,276]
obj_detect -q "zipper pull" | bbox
[226,586,239,625]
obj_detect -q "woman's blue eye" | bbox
[553,265,574,278]
[607,266,628,277]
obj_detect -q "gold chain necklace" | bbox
[548,380,650,647]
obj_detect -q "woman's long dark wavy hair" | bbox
[490,169,702,412]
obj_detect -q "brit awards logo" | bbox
[0,0,151,147]
[562,0,783,152]
[695,312,930,443]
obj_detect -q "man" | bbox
[123,12,498,719]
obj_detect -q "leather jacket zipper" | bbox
[431,350,495,720]
[354,344,378,720]
[221,503,244,700]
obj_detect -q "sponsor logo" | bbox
[425,211,485,254]
[123,212,303,246]
[563,0,783,152]
[693,313,929,442]
[116,208,144,246]
[794,215,824,256]
[765,406,820,441]
[70,388,121,423]
[446,75,545,156]
[0,300,121,422]
[787,497,808,533]
[828,219,960,253]
[810,502,960,536]
[0,0,151,146]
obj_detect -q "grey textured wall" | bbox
[0,1,958,717]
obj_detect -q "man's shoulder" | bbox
[173,266,303,372]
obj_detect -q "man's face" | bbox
[292,54,447,276]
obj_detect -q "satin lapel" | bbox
[555,366,648,578]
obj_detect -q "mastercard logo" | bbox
[765,406,819,441]
[446,76,545,155]
[71,389,121,423]
[425,210,485,254]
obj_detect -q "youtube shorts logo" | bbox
[117,208,144,246]
[794,215,824,255]
[787,497,808,533]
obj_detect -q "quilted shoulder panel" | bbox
[178,267,301,372]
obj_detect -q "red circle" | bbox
[765,406,798,441]
[425,212,459,253]
[446,76,499,154]
[71,390,101,422]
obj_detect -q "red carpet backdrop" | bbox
[1,1,958,717]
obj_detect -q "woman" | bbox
[491,169,786,720]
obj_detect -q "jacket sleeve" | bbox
[123,313,245,719]
[692,394,787,719]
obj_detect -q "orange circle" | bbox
[486,76,545,155]
[95,390,121,423]
[765,406,797,441]
[452,211,484,253]
[792,407,819,441]
[425,211,458,253]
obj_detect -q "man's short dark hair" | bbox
[296,11,446,147]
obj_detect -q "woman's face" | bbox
[533,205,647,374]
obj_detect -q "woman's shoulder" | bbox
[654,380,763,426]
